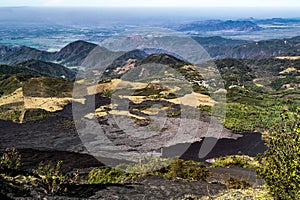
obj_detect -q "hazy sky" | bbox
[1,0,300,7]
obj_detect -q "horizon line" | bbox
[1,6,300,8]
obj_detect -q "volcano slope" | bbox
[3,45,298,199]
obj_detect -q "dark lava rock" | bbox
[11,176,226,200]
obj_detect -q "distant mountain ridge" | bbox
[53,40,98,66]
[0,45,14,56]
[1,36,300,68]
[0,40,99,67]
[0,60,75,80]
[197,36,300,59]
[102,49,148,78]
[17,60,76,80]
[0,46,54,65]
[174,20,262,32]
[253,18,300,24]
[140,53,189,68]
[192,36,251,47]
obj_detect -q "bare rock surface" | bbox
[0,100,265,163]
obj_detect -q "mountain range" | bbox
[1,44,299,123]
[0,36,299,98]
[0,40,98,66]
[172,20,262,32]
[2,36,300,68]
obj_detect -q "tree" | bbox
[257,109,300,199]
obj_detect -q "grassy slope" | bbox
[0,77,74,122]
[210,58,300,132]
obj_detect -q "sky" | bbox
[1,0,300,7]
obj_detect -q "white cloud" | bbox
[43,0,66,6]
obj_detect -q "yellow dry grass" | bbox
[0,88,81,112]
[279,67,300,74]
[94,105,147,120]
[1,78,213,123]
[214,187,273,200]
[87,79,148,95]
[0,88,76,122]
[181,65,197,71]
[167,92,214,107]
[120,92,213,107]
[23,97,72,112]
[0,88,23,106]
[142,106,169,115]
[86,79,213,108]
[276,56,300,60]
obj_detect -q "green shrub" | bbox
[166,111,181,117]
[116,157,174,174]
[88,167,134,184]
[88,159,210,185]
[225,177,251,189]
[23,109,55,122]
[214,186,273,200]
[171,194,199,200]
[102,89,113,98]
[133,83,166,96]
[257,109,300,200]
[32,161,79,194]
[197,105,212,113]
[164,159,210,181]
[150,92,178,99]
[23,77,73,98]
[211,155,259,169]
[98,79,112,84]
[217,103,286,133]
[0,110,23,123]
[0,147,21,175]
[88,158,173,184]
[118,158,209,181]
[0,76,22,97]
